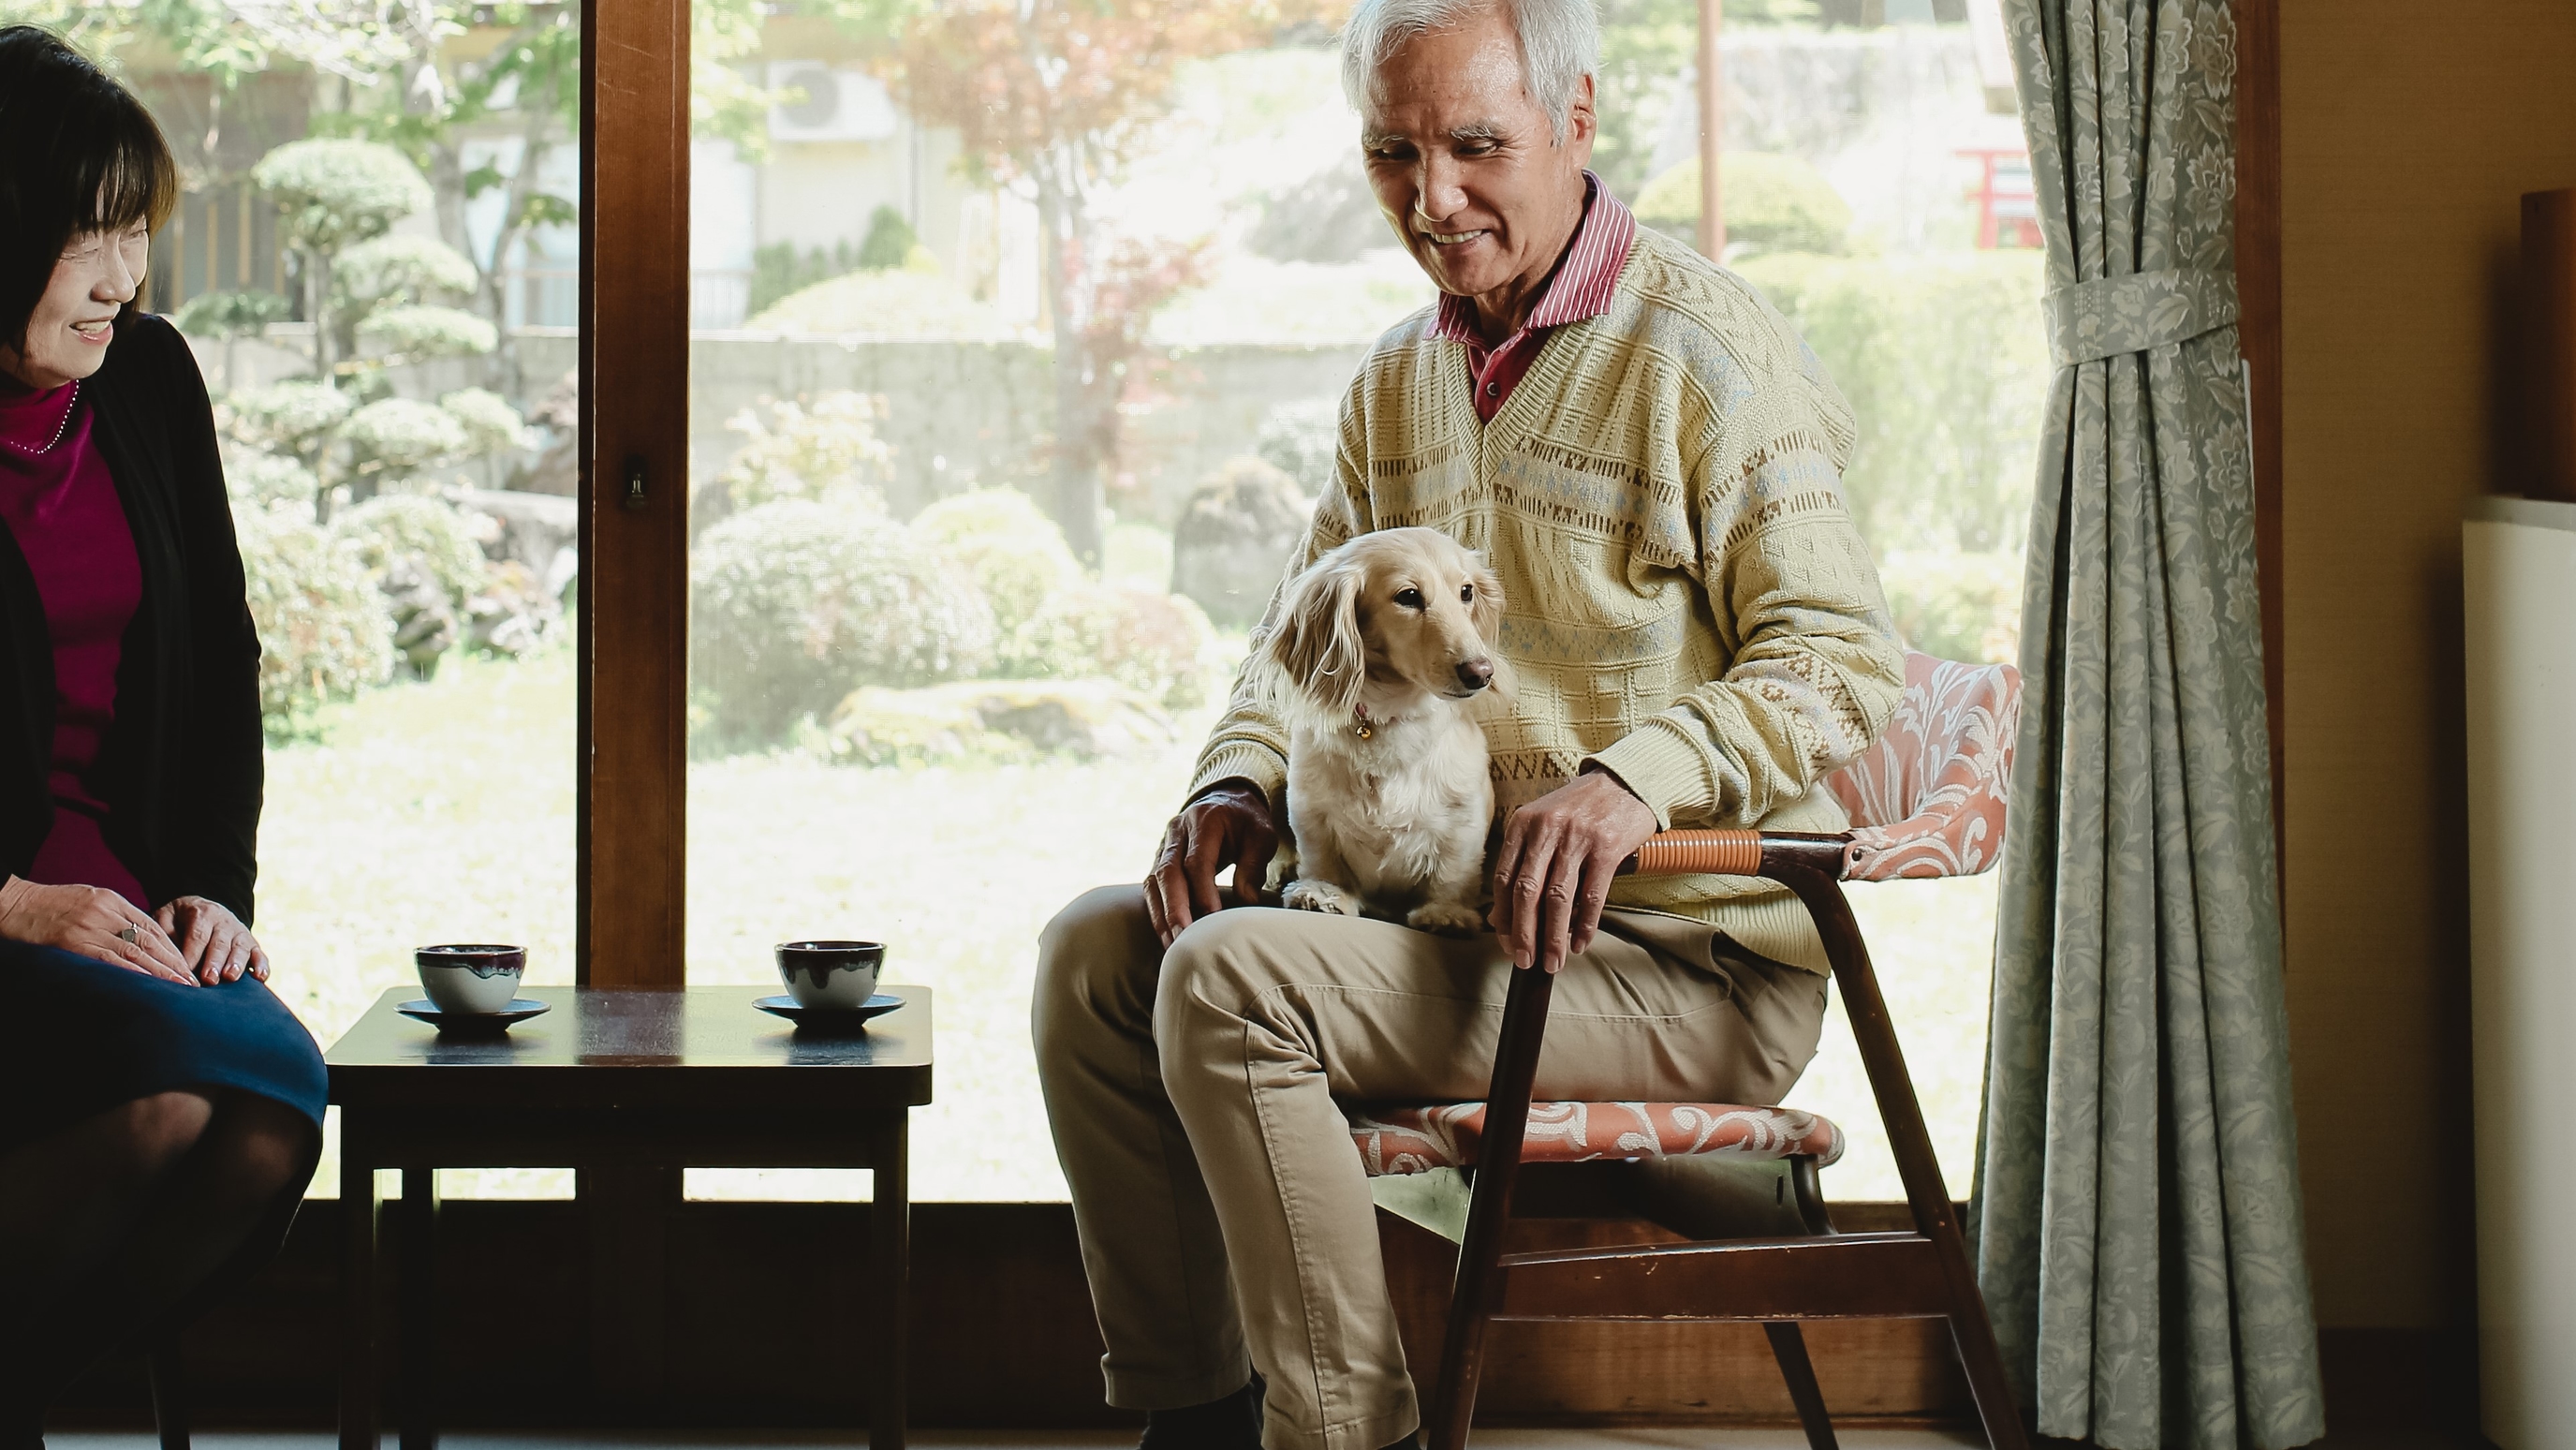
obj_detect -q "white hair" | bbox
[1339,0,1599,143]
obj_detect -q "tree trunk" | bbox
[1035,165,1104,567]
[309,247,337,383]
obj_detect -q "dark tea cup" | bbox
[417,944,526,1014]
[775,940,884,1011]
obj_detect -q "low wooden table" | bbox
[326,985,934,1450]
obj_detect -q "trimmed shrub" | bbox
[1007,583,1215,711]
[858,204,920,270]
[1255,397,1340,496]
[336,234,479,305]
[911,488,1081,638]
[691,500,997,746]
[235,509,394,732]
[1170,456,1310,628]
[224,380,353,457]
[224,448,321,518]
[1636,153,1853,256]
[744,267,1016,339]
[342,397,469,476]
[440,388,531,455]
[253,140,432,251]
[1736,249,2048,555]
[714,392,894,513]
[174,289,288,339]
[747,239,861,318]
[358,304,498,359]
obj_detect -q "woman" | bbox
[0,25,327,1446]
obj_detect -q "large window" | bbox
[673,0,2044,1203]
[18,0,2045,1207]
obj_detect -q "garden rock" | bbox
[512,371,579,496]
[464,560,564,658]
[1255,398,1340,496]
[1170,456,1311,628]
[380,558,456,678]
[459,488,577,588]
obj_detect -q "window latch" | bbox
[623,455,649,512]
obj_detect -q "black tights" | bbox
[0,1089,317,1442]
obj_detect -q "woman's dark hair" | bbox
[0,25,181,356]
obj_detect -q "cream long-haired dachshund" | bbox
[1263,526,1513,934]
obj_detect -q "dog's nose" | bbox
[1456,658,1495,691]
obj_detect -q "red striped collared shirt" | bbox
[1432,170,1639,422]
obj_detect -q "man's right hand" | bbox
[0,876,195,983]
[1145,781,1279,947]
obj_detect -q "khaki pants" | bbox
[1031,886,1831,1450]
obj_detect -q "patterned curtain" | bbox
[1975,3,2325,1448]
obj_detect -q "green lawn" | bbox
[261,646,1994,1204]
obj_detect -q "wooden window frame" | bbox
[564,0,2289,983]
[579,0,692,987]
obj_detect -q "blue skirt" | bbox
[0,938,328,1155]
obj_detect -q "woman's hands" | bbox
[0,876,193,982]
[0,880,270,984]
[156,896,269,984]
[1490,767,1658,974]
[1145,781,1279,947]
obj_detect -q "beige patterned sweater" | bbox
[1187,228,1905,972]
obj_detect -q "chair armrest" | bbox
[1615,829,1861,880]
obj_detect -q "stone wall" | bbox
[191,326,1365,525]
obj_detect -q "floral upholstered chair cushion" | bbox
[1823,652,2022,880]
[1349,1101,1844,1176]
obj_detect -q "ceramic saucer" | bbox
[397,999,552,1031]
[752,992,905,1028]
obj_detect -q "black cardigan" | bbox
[0,314,263,923]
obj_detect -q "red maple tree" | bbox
[895,0,1330,563]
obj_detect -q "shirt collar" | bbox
[1431,170,1638,348]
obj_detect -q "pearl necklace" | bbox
[2,380,79,457]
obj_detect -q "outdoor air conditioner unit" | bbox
[766,63,900,143]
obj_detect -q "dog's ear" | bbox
[1468,556,1518,703]
[1467,556,1506,645]
[1267,559,1366,715]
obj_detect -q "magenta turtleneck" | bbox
[0,373,152,910]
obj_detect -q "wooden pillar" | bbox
[1697,0,1725,258]
[580,0,692,987]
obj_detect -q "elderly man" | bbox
[1032,1,1904,1447]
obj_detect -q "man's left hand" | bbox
[1490,768,1657,973]
[155,896,270,985]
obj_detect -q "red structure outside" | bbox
[1958,146,2041,249]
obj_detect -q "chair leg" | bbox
[147,1336,189,1450]
[1761,1323,1837,1450]
[1944,1303,2030,1450]
[1779,866,2027,1450]
[1425,965,1557,1450]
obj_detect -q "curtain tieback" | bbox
[2043,266,2240,367]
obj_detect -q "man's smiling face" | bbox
[1359,4,1594,319]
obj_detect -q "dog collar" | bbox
[1351,704,1375,741]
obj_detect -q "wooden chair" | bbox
[148,1337,188,1450]
[1348,654,2027,1450]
